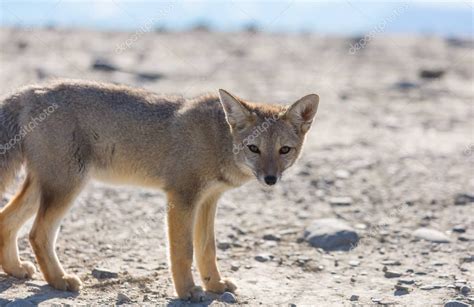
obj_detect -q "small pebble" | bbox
[263,234,281,241]
[92,58,119,72]
[420,285,442,290]
[452,225,466,233]
[220,292,237,303]
[458,235,473,242]
[395,284,410,292]
[460,285,471,294]
[461,256,474,263]
[381,260,401,266]
[398,278,415,285]
[329,196,353,206]
[379,299,396,305]
[231,263,240,271]
[394,80,418,90]
[349,294,359,301]
[454,193,474,205]
[117,292,132,304]
[218,241,232,250]
[384,270,402,278]
[92,267,118,279]
[255,253,272,262]
[419,69,445,79]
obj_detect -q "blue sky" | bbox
[1,1,472,36]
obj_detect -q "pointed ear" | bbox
[218,89,253,131]
[284,94,319,134]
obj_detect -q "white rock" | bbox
[413,228,451,243]
[335,169,350,179]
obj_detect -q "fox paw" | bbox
[179,285,207,302]
[3,261,36,279]
[50,274,82,292]
[205,279,237,294]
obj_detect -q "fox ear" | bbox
[218,89,253,130]
[284,94,319,134]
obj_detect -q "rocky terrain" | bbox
[0,28,473,306]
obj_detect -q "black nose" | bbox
[264,175,277,185]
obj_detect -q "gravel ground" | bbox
[0,28,473,306]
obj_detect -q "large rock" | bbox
[304,218,359,251]
[413,228,451,243]
[444,300,469,307]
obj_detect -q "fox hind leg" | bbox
[0,175,40,279]
[29,182,84,292]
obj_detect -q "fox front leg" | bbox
[166,191,206,302]
[193,192,237,294]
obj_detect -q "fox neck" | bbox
[223,158,254,187]
[217,128,254,187]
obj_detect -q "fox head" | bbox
[218,89,319,186]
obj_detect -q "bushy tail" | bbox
[0,93,24,198]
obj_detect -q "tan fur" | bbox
[0,80,318,300]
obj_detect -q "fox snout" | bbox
[263,175,277,186]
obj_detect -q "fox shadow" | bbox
[0,273,78,305]
[0,273,232,305]
[166,292,228,307]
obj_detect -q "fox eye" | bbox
[247,145,260,154]
[279,146,291,154]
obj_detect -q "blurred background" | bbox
[1,0,473,35]
[0,1,473,305]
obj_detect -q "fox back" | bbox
[1,80,318,192]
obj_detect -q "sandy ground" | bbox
[0,28,473,306]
